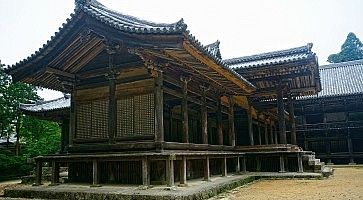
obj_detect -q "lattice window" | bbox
[76,99,109,139]
[117,97,134,137]
[116,93,155,137]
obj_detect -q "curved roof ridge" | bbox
[224,43,313,65]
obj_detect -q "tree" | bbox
[0,61,38,155]
[328,32,363,63]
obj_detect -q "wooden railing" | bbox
[296,121,363,131]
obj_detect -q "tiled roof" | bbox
[5,0,186,71]
[224,43,315,69]
[316,59,363,97]
[205,40,222,59]
[77,0,187,34]
[20,95,70,112]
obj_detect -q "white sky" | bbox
[1,0,363,100]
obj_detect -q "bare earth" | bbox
[212,167,363,200]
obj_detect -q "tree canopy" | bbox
[327,32,363,63]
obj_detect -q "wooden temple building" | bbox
[294,60,363,165]
[7,0,323,187]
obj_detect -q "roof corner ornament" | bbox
[75,0,91,9]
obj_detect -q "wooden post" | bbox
[69,89,76,146]
[288,95,297,145]
[297,153,303,173]
[221,156,227,176]
[274,126,278,144]
[347,129,355,164]
[236,156,240,174]
[217,94,223,145]
[279,154,285,173]
[269,123,274,144]
[34,160,42,186]
[204,156,210,181]
[247,106,254,145]
[50,160,59,185]
[228,96,236,146]
[264,123,269,145]
[181,76,191,144]
[142,157,150,187]
[241,156,247,172]
[154,69,164,144]
[277,85,287,144]
[180,156,187,185]
[166,156,175,188]
[107,47,117,143]
[201,86,209,144]
[258,124,262,145]
[92,160,99,186]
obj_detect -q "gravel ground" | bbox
[211,167,363,200]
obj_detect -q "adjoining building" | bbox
[7,0,322,187]
[294,60,363,165]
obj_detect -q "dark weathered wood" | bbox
[228,96,235,146]
[221,156,227,176]
[269,123,274,144]
[217,95,223,145]
[264,123,269,145]
[201,86,209,144]
[154,69,164,144]
[279,154,285,173]
[241,156,247,173]
[142,157,150,186]
[297,153,303,173]
[92,160,99,186]
[108,59,116,143]
[51,160,59,185]
[166,156,175,187]
[69,90,76,146]
[34,160,42,186]
[277,85,287,144]
[258,124,262,145]
[235,156,240,174]
[181,76,191,143]
[204,156,210,181]
[180,156,187,185]
[288,95,296,145]
[247,106,254,145]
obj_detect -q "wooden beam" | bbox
[181,76,191,143]
[228,96,235,146]
[277,84,287,144]
[154,69,164,144]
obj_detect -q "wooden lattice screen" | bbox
[76,99,109,139]
[116,93,155,137]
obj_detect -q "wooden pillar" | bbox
[274,126,278,144]
[236,156,240,174]
[69,89,76,146]
[277,85,287,144]
[204,156,210,181]
[50,160,59,185]
[217,94,223,145]
[221,156,227,176]
[288,95,297,145]
[247,106,254,145]
[166,156,175,187]
[297,153,303,173]
[347,129,355,164]
[142,157,150,186]
[201,86,209,144]
[180,156,187,185]
[181,77,191,143]
[154,69,164,144]
[92,160,99,186]
[228,96,235,146]
[269,123,274,144]
[241,156,247,172]
[279,154,285,173]
[108,77,116,143]
[264,123,268,145]
[257,124,262,145]
[34,160,42,186]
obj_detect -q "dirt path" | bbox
[211,167,363,200]
[0,180,22,196]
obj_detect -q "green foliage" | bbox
[328,32,363,63]
[21,116,61,158]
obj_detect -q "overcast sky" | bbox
[1,0,363,100]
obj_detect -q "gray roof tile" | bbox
[20,95,70,112]
[224,43,314,69]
